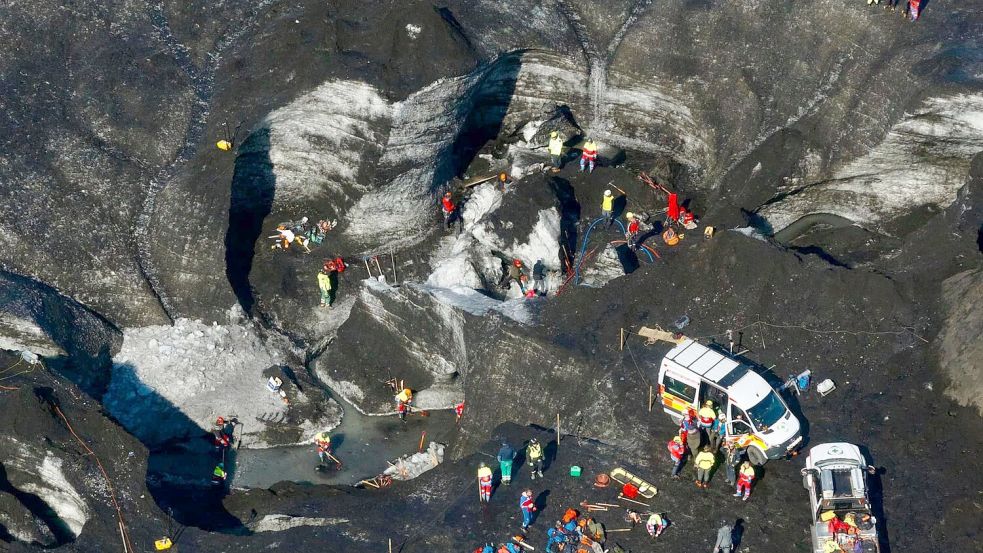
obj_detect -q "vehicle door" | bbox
[660,370,700,416]
[726,404,755,442]
[699,383,728,414]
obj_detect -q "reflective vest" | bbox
[316,439,330,453]
[548,137,564,156]
[581,141,597,161]
[454,402,465,416]
[695,452,716,470]
[317,272,332,291]
[601,195,614,211]
[738,465,756,483]
[647,513,665,528]
[627,220,639,235]
[668,440,685,460]
[396,389,412,403]
[441,196,455,213]
[698,406,716,425]
[213,466,226,479]
[528,443,543,460]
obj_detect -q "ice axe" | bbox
[326,452,343,469]
[511,535,535,550]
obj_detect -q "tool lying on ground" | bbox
[617,495,650,507]
[580,501,608,512]
[637,326,686,346]
[609,467,657,498]
[511,534,535,550]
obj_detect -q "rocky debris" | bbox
[103,310,341,448]
[383,442,445,481]
[249,514,350,533]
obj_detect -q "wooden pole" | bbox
[620,328,625,351]
[556,414,560,445]
[617,495,650,507]
[759,322,766,349]
[389,538,393,553]
[363,258,372,276]
[648,385,653,412]
[419,431,426,453]
[391,250,397,284]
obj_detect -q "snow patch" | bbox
[20,454,90,538]
[252,515,350,533]
[405,23,422,39]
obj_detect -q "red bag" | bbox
[667,193,680,221]
[622,483,639,499]
[333,257,346,273]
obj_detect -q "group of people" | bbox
[669,402,759,500]
[316,256,347,308]
[547,131,598,174]
[269,217,335,253]
[823,511,876,552]
[210,416,239,487]
[500,258,549,298]
[544,508,606,553]
[478,438,547,502]
[865,0,922,21]
[599,188,699,253]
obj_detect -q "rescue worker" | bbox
[315,432,332,464]
[678,206,697,229]
[503,258,526,291]
[546,521,567,552]
[907,0,920,21]
[441,191,456,230]
[667,436,686,478]
[710,412,727,452]
[532,259,546,296]
[713,520,734,553]
[270,225,295,250]
[317,268,333,308]
[548,131,564,171]
[694,446,716,488]
[723,443,744,485]
[600,189,616,225]
[519,489,537,531]
[734,460,756,501]
[498,441,516,485]
[454,401,465,422]
[646,512,668,538]
[477,462,494,502]
[680,409,699,447]
[213,432,230,451]
[582,516,605,543]
[580,138,598,173]
[212,463,227,486]
[527,437,545,479]
[698,400,717,430]
[625,212,640,250]
[395,388,412,421]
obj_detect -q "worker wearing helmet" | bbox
[667,435,686,477]
[548,131,564,171]
[395,388,413,421]
[625,212,640,250]
[440,191,456,230]
[601,189,615,225]
[710,412,728,452]
[315,432,332,463]
[477,462,494,502]
[580,138,598,173]
[502,258,526,293]
[698,400,717,430]
[527,438,545,479]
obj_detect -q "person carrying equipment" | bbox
[580,138,598,173]
[548,131,564,171]
[478,462,494,502]
[646,512,668,537]
[625,212,640,251]
[317,269,333,308]
[527,438,545,480]
[441,191,456,230]
[498,441,516,485]
[668,435,686,478]
[694,446,716,488]
[395,388,412,421]
[315,432,332,463]
[734,460,756,501]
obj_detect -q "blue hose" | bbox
[574,217,653,283]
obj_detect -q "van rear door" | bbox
[660,370,699,417]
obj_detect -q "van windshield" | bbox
[746,391,787,429]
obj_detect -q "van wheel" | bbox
[748,446,768,466]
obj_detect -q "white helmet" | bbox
[300,217,309,224]
[604,189,612,196]
[626,212,635,219]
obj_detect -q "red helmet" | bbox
[444,191,452,197]
[216,417,224,425]
[513,259,522,267]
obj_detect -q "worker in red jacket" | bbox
[519,489,537,530]
[580,138,598,173]
[441,191,456,230]
[668,436,687,477]
[625,212,641,250]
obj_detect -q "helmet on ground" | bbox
[513,259,522,267]
[626,212,635,219]
[604,189,612,196]
[550,131,558,138]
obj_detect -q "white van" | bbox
[801,443,880,552]
[657,339,802,464]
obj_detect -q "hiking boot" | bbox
[743,495,750,501]
[733,492,742,497]
[695,481,702,488]
[530,473,536,480]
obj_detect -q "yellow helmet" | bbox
[626,212,635,219]
[216,140,232,151]
[550,131,558,138]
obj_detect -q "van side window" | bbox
[729,405,754,434]
[663,375,696,402]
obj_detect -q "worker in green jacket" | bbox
[317,269,333,308]
[694,446,716,489]
[212,463,227,487]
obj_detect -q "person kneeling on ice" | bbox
[315,432,332,463]
[646,512,669,538]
